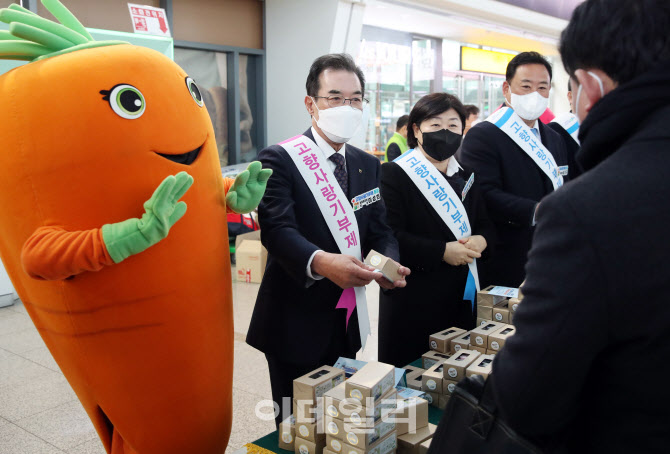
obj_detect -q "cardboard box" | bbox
[405,369,424,391]
[324,449,337,454]
[470,345,487,354]
[342,431,397,454]
[390,396,429,436]
[475,317,489,327]
[326,435,344,453]
[442,350,481,381]
[325,416,346,441]
[470,322,506,348]
[493,302,510,323]
[466,354,495,380]
[443,379,458,396]
[296,419,326,443]
[438,394,449,410]
[343,417,395,450]
[235,230,267,283]
[428,327,466,353]
[334,357,407,388]
[345,362,395,406]
[476,285,510,307]
[279,415,296,451]
[295,436,326,454]
[425,391,439,408]
[476,305,493,320]
[510,311,515,325]
[421,362,444,394]
[421,351,451,369]
[397,424,436,454]
[365,249,401,282]
[295,366,346,403]
[486,349,498,355]
[324,386,397,426]
[294,398,323,424]
[450,332,471,353]
[508,297,521,313]
[488,326,516,352]
[419,438,431,454]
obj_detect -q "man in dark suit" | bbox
[246,54,409,428]
[490,1,670,451]
[458,52,570,288]
[548,80,582,179]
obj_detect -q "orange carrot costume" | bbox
[0,2,271,453]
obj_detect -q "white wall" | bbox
[265,0,367,145]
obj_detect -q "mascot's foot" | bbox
[111,430,139,454]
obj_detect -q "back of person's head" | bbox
[396,115,409,131]
[506,51,552,83]
[305,53,365,96]
[407,93,466,148]
[464,105,480,117]
[560,0,670,83]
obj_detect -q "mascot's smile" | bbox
[156,144,202,165]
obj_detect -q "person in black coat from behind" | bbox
[378,93,496,368]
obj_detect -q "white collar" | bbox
[311,126,346,159]
[446,156,463,177]
[531,119,539,130]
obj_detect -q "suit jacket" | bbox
[491,62,670,452]
[246,128,399,364]
[547,120,583,180]
[457,120,569,287]
[377,160,496,366]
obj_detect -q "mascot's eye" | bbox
[186,77,204,107]
[106,84,146,119]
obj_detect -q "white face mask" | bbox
[507,91,550,121]
[312,99,363,143]
[575,71,605,123]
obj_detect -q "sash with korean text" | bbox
[279,135,370,349]
[487,106,564,190]
[395,149,480,304]
[551,111,580,145]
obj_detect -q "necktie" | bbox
[329,152,348,197]
[531,128,540,140]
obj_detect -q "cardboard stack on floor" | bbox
[288,365,345,454]
[476,285,525,326]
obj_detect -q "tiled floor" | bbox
[0,266,381,454]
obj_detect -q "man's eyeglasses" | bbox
[313,95,369,109]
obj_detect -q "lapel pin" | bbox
[359,169,362,173]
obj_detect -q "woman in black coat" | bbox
[378,93,496,367]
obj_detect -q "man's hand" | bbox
[443,241,481,266]
[458,235,487,254]
[374,261,411,290]
[225,161,273,214]
[311,251,380,289]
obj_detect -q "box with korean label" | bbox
[397,423,436,454]
[345,362,395,406]
[390,395,429,436]
[324,416,346,441]
[424,391,439,408]
[443,379,458,396]
[324,384,397,425]
[442,350,481,381]
[428,327,466,353]
[476,285,510,307]
[343,431,397,454]
[296,419,325,443]
[295,436,326,454]
[450,332,471,353]
[508,297,521,313]
[279,415,296,451]
[294,398,323,424]
[295,366,346,403]
[343,417,396,450]
[466,354,495,380]
[326,435,344,454]
[421,351,451,369]
[492,302,510,323]
[470,322,506,349]
[488,325,516,352]
[421,362,444,394]
[365,249,401,283]
[475,317,489,327]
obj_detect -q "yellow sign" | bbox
[460,47,517,75]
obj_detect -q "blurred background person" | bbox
[378,93,495,367]
[491,0,670,452]
[462,104,480,136]
[549,80,583,179]
[384,114,409,162]
[458,52,570,288]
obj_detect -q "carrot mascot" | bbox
[0,1,271,453]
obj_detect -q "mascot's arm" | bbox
[225,161,272,214]
[22,172,193,281]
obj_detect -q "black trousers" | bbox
[266,348,357,429]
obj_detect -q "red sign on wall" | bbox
[128,4,171,37]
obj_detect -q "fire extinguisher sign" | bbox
[128,4,171,37]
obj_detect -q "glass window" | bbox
[239,54,259,163]
[174,48,229,167]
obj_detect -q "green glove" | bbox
[225,161,272,214]
[102,172,194,264]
